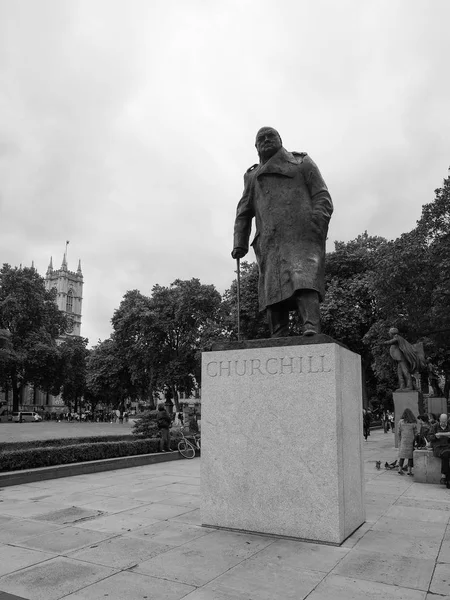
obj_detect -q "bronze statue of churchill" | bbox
[232,127,333,337]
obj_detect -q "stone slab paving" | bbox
[0,430,448,599]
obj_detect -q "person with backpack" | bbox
[157,404,172,452]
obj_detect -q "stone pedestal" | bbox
[414,449,442,484]
[200,339,365,546]
[393,391,420,448]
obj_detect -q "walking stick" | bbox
[236,258,241,341]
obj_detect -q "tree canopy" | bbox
[0,265,68,410]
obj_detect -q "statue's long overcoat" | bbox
[233,147,333,311]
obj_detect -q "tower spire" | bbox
[77,259,82,275]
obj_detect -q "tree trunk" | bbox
[171,385,180,412]
[11,372,20,412]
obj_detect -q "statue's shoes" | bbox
[303,329,317,336]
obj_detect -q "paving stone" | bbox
[429,562,450,595]
[0,556,115,600]
[73,512,160,533]
[0,545,55,577]
[438,539,450,563]
[0,519,65,545]
[394,496,450,512]
[354,530,441,560]
[33,506,103,525]
[154,494,200,509]
[131,503,196,521]
[239,538,350,573]
[341,522,371,548]
[333,548,435,591]
[68,534,172,569]
[372,517,446,540]
[61,570,195,599]
[13,526,116,554]
[133,530,274,587]
[383,505,450,524]
[0,501,65,519]
[67,495,149,514]
[182,562,325,600]
[169,508,203,526]
[127,520,214,546]
[305,574,427,600]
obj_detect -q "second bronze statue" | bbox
[232,127,333,338]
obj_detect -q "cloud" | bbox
[1,0,450,344]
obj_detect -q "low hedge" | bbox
[0,438,180,472]
[0,435,134,452]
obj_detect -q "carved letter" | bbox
[320,355,332,373]
[219,361,231,376]
[266,358,278,375]
[206,361,218,377]
[234,360,247,376]
[280,356,294,374]
[250,359,263,375]
[308,356,319,373]
[298,357,303,373]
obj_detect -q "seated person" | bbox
[429,413,450,488]
[415,414,431,448]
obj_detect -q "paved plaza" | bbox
[0,429,448,599]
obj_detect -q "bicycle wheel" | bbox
[178,440,196,459]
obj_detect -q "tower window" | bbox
[66,290,74,313]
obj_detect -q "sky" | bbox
[1,0,450,346]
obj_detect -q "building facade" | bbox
[0,253,84,416]
[45,254,83,338]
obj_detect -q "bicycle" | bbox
[192,432,201,451]
[177,427,197,459]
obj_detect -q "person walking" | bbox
[156,404,172,453]
[363,409,372,441]
[397,408,417,476]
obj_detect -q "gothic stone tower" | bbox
[45,254,83,337]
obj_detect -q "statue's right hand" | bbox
[231,248,247,259]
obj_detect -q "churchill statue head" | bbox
[255,127,282,163]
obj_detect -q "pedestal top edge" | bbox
[207,334,349,352]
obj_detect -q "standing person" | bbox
[232,127,333,337]
[156,404,172,453]
[363,409,372,441]
[397,408,417,476]
[382,411,390,433]
[429,413,450,488]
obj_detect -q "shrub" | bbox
[0,437,179,472]
[132,410,160,438]
[0,435,134,452]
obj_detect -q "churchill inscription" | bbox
[206,354,333,377]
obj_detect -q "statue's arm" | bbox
[380,338,397,346]
[302,155,333,232]
[232,172,254,257]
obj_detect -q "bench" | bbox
[413,449,442,483]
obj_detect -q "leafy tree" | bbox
[59,337,89,414]
[86,338,135,413]
[0,265,67,410]
[147,279,222,410]
[223,261,268,340]
[321,233,387,405]
[111,290,158,409]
